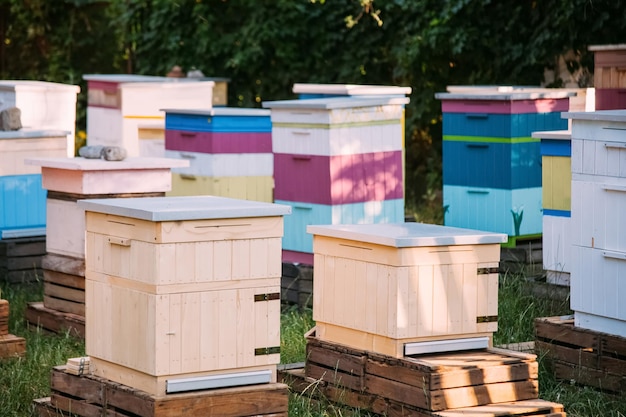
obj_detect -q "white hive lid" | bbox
[262,96,409,110]
[307,222,507,248]
[78,195,292,222]
[24,156,190,170]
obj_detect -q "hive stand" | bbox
[0,299,25,359]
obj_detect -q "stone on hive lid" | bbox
[0,107,22,131]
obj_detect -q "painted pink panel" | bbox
[441,98,570,114]
[87,81,120,109]
[274,151,403,205]
[165,130,272,154]
[595,88,626,110]
[282,250,313,266]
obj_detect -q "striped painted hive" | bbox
[533,129,572,286]
[564,109,626,337]
[307,222,507,358]
[436,88,575,241]
[263,96,409,264]
[83,74,217,157]
[78,196,291,396]
[0,130,69,239]
[589,44,626,110]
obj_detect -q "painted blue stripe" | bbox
[276,199,405,254]
[165,113,272,133]
[443,112,568,138]
[540,139,571,157]
[443,185,542,237]
[0,174,47,231]
[443,140,541,189]
[543,209,571,218]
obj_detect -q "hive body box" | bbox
[0,81,80,157]
[84,74,218,157]
[164,108,274,202]
[564,110,626,337]
[25,157,189,259]
[263,96,409,265]
[533,130,572,286]
[589,44,626,110]
[436,89,574,242]
[308,223,507,358]
[0,130,69,239]
[79,196,291,396]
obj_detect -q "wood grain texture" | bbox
[25,302,85,338]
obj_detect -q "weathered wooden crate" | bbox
[308,223,506,358]
[303,333,539,412]
[0,299,25,359]
[0,236,46,283]
[79,196,290,396]
[33,366,288,417]
[535,315,626,393]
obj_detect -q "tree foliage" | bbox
[1,0,625,211]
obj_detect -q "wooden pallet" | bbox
[42,253,86,316]
[0,236,46,283]
[0,299,8,335]
[33,366,289,417]
[535,315,626,393]
[280,367,564,417]
[25,302,85,338]
[304,333,540,412]
[281,262,313,309]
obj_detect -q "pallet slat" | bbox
[0,334,26,358]
[25,302,85,338]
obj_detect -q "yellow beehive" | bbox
[308,223,507,358]
[79,196,290,395]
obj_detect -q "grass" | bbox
[2,269,626,417]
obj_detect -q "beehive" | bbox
[589,44,626,110]
[25,156,189,259]
[292,83,411,99]
[0,80,79,156]
[83,74,219,157]
[533,129,572,286]
[436,89,574,242]
[308,222,507,358]
[164,108,274,202]
[263,96,408,264]
[564,109,626,337]
[0,130,68,239]
[78,196,291,395]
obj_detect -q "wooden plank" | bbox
[44,269,85,290]
[553,361,626,393]
[25,302,85,338]
[32,397,65,417]
[42,254,86,277]
[52,393,127,417]
[0,236,46,257]
[535,340,598,370]
[0,299,8,335]
[43,295,85,317]
[306,341,366,375]
[44,282,85,303]
[534,316,598,349]
[0,254,43,271]
[433,399,565,417]
[305,362,364,392]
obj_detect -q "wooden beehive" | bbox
[307,222,507,358]
[533,129,572,286]
[0,130,68,239]
[263,96,409,264]
[436,88,575,243]
[564,109,626,337]
[164,107,274,202]
[25,156,189,259]
[0,81,79,156]
[78,196,291,396]
[83,74,219,157]
[589,44,626,110]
